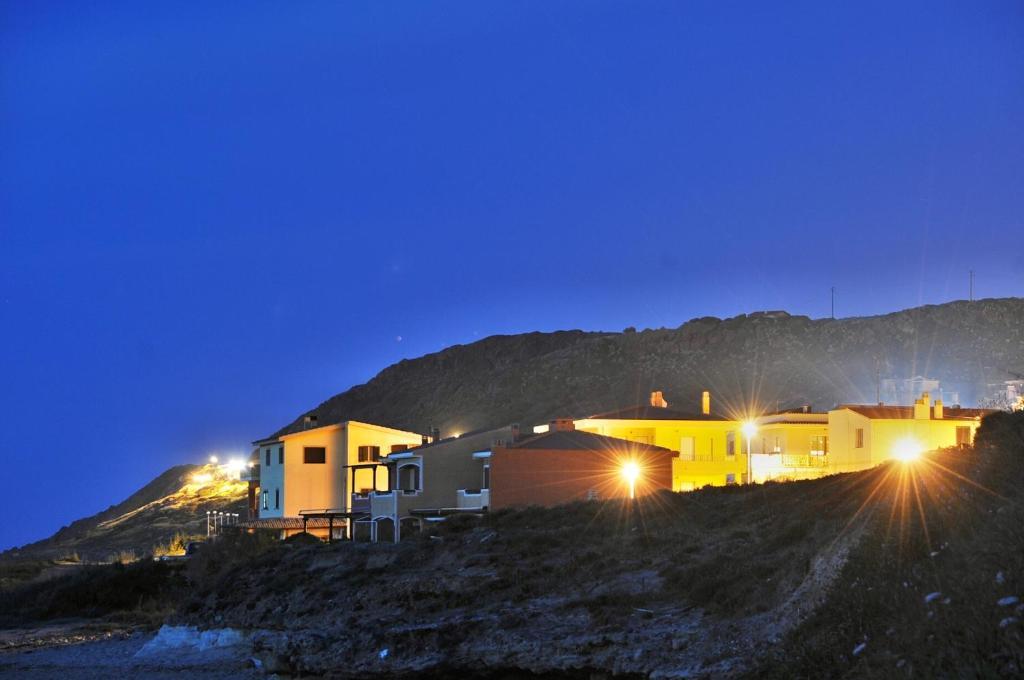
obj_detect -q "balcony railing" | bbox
[679,452,716,462]
[457,488,490,510]
[782,454,829,468]
[370,490,397,518]
[351,493,371,514]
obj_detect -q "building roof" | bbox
[504,428,674,454]
[836,404,993,420]
[584,405,729,421]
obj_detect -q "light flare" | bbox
[892,437,923,462]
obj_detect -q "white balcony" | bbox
[456,488,490,510]
[370,490,397,517]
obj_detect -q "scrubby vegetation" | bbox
[0,560,187,628]
[753,410,1024,678]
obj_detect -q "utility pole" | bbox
[830,286,835,319]
[969,270,974,302]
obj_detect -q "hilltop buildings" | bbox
[239,389,993,542]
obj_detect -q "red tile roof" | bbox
[586,405,728,421]
[836,405,993,420]
[505,429,674,453]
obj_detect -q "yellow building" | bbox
[827,394,988,472]
[747,409,831,484]
[569,391,745,490]
[252,417,423,537]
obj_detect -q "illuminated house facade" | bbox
[362,426,516,542]
[747,409,831,484]
[488,419,676,509]
[252,418,422,537]
[237,390,993,541]
[827,394,988,472]
[570,391,747,490]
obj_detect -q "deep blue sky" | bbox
[2,1,1022,551]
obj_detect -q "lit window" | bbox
[262,490,268,510]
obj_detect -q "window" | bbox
[265,448,271,466]
[725,473,736,485]
[726,432,736,457]
[810,435,828,456]
[358,445,381,463]
[482,465,491,490]
[303,447,326,464]
[679,436,695,461]
[262,490,268,510]
[278,446,284,464]
[855,428,864,448]
[956,426,971,446]
[398,464,420,491]
[274,488,280,509]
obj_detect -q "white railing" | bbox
[457,488,490,510]
[370,490,397,517]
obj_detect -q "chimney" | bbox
[650,391,668,408]
[550,418,575,432]
[701,390,711,416]
[933,398,943,420]
[431,427,441,442]
[913,393,929,420]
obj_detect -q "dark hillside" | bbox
[273,298,1024,438]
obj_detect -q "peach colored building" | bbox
[488,419,676,509]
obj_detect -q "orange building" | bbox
[488,419,675,509]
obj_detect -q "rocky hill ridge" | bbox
[273,297,1024,439]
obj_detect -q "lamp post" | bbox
[742,421,757,484]
[622,461,640,500]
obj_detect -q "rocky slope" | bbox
[272,298,1024,439]
[1,464,247,562]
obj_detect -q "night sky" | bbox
[2,2,1022,551]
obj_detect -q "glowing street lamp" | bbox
[622,461,640,499]
[742,420,757,484]
[209,455,219,464]
[892,437,922,462]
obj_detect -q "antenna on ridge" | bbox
[830,286,836,319]
[969,270,974,302]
